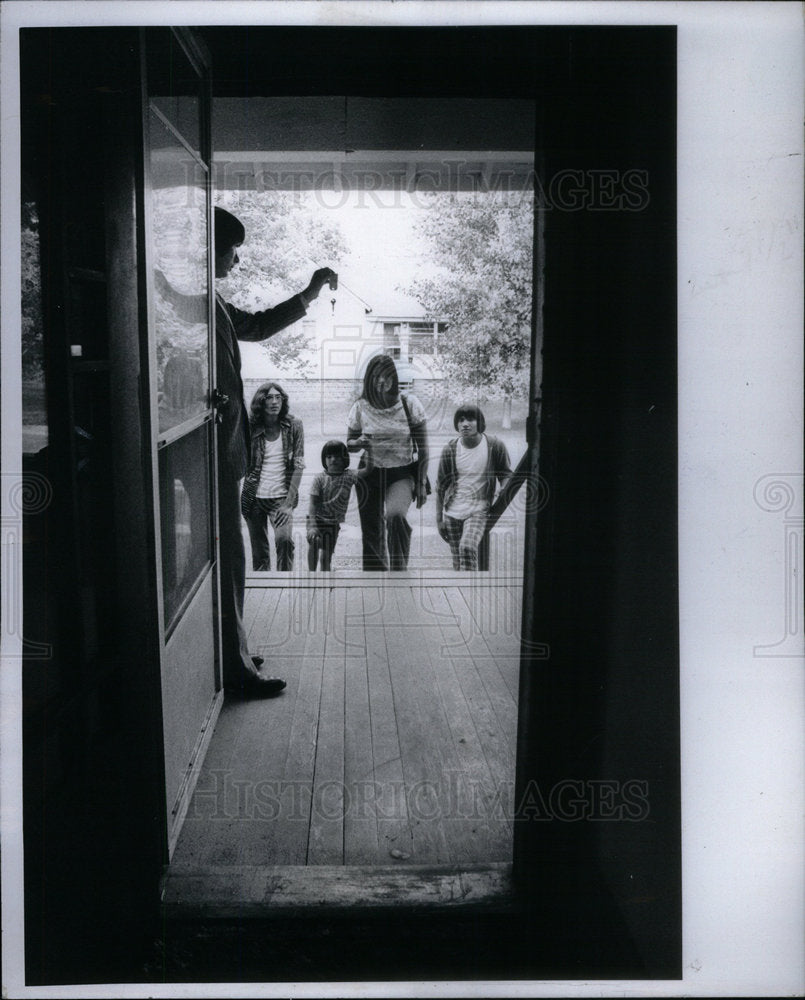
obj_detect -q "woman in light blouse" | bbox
[347,355,429,571]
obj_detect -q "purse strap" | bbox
[401,393,432,495]
[399,393,417,458]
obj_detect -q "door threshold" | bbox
[245,569,523,588]
[160,862,515,919]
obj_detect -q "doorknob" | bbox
[211,388,229,424]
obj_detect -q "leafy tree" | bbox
[216,190,349,377]
[403,191,533,406]
[21,200,44,382]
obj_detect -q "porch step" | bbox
[245,569,523,588]
[160,862,514,919]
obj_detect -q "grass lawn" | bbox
[241,386,530,574]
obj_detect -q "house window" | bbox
[408,322,434,356]
[407,321,446,357]
[383,323,401,359]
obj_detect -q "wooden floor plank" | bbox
[487,582,526,701]
[245,585,285,661]
[242,586,263,639]
[384,586,457,865]
[231,586,312,867]
[363,586,414,864]
[308,586,346,865]
[463,582,523,702]
[169,706,243,867]
[395,582,494,864]
[172,585,301,867]
[451,581,516,693]
[173,578,520,871]
[270,587,328,864]
[445,586,519,726]
[343,588,381,864]
[414,590,513,861]
[462,578,518,653]
[251,585,302,657]
[190,586,318,868]
[427,587,517,827]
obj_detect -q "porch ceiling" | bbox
[213,150,535,193]
[212,96,535,191]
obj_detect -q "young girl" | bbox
[435,404,512,571]
[307,440,373,571]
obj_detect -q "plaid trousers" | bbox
[443,511,488,571]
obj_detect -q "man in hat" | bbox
[157,207,335,697]
[214,208,336,696]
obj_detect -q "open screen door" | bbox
[142,28,222,855]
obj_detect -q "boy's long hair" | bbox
[249,381,289,427]
[453,403,486,433]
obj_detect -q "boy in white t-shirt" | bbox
[435,404,512,571]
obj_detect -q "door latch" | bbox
[211,388,229,424]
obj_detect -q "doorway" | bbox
[163,111,538,899]
[17,23,680,981]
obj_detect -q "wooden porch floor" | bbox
[170,571,521,871]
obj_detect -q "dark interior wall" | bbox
[515,28,680,975]
[20,28,167,984]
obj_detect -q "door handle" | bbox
[211,388,229,424]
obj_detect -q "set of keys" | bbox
[329,270,337,314]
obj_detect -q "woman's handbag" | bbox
[400,394,432,495]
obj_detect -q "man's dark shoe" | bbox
[226,674,286,698]
[246,675,286,698]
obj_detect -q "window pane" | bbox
[158,422,213,629]
[409,332,435,355]
[150,109,209,435]
[147,29,202,157]
[383,324,400,358]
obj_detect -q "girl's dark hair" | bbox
[321,440,350,469]
[453,404,486,433]
[249,381,289,426]
[362,354,399,409]
[214,206,246,251]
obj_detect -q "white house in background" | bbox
[246,273,448,387]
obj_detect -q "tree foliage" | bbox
[21,200,44,382]
[216,190,349,377]
[403,192,533,398]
